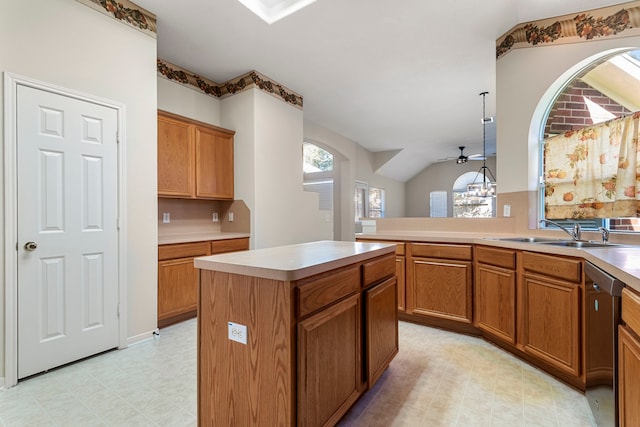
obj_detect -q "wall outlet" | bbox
[228,212,234,222]
[162,212,170,223]
[212,212,219,222]
[228,322,247,345]
[503,204,511,217]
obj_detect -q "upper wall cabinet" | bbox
[158,111,235,200]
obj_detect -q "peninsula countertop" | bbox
[194,240,396,281]
[158,232,250,245]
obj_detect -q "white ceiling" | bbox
[134,0,625,181]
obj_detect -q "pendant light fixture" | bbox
[466,91,496,198]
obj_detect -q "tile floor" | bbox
[0,320,596,426]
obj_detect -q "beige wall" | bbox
[222,89,333,249]
[0,0,158,379]
[406,157,497,217]
[304,120,407,239]
[497,37,640,195]
[354,145,406,219]
[496,33,640,234]
[158,77,221,125]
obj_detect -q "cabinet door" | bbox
[298,293,362,427]
[157,114,194,197]
[396,256,406,312]
[619,325,640,427]
[195,126,234,199]
[158,257,199,326]
[410,258,472,323]
[475,263,516,344]
[366,277,399,388]
[521,273,581,377]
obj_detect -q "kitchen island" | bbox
[194,240,398,426]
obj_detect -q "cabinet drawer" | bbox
[362,254,396,288]
[522,251,582,283]
[623,287,640,335]
[296,266,361,318]
[211,238,249,254]
[159,241,210,261]
[409,243,472,261]
[475,246,516,270]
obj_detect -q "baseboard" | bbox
[126,329,157,347]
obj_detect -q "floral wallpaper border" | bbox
[157,59,304,109]
[74,0,157,38]
[497,1,640,59]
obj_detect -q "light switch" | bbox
[162,212,170,223]
[503,205,511,217]
[212,212,219,222]
[228,212,234,222]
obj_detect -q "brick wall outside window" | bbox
[543,80,639,232]
[544,80,631,138]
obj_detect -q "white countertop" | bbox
[158,232,250,245]
[194,240,396,281]
[357,231,640,292]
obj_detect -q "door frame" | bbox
[3,72,128,387]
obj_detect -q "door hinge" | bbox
[117,304,120,318]
[116,131,120,144]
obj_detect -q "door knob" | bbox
[24,241,38,251]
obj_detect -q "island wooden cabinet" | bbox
[158,110,234,200]
[619,287,640,427]
[474,246,517,345]
[158,238,249,328]
[356,239,406,312]
[365,276,398,387]
[297,292,362,426]
[406,243,473,328]
[196,244,397,426]
[520,251,582,378]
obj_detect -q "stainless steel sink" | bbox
[495,237,562,243]
[539,240,618,248]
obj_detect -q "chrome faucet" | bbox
[598,227,610,245]
[539,219,582,241]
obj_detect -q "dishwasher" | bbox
[584,261,624,427]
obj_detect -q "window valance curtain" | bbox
[544,111,640,219]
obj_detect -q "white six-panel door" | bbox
[16,84,119,379]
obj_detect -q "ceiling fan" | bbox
[437,146,485,164]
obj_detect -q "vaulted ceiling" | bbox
[134,0,626,181]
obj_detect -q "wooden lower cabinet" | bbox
[519,251,583,379]
[365,276,399,388]
[619,325,640,427]
[475,263,516,344]
[395,256,406,312]
[158,238,248,328]
[474,246,517,344]
[298,293,362,426]
[355,239,406,312]
[158,257,201,326]
[619,287,640,426]
[520,272,581,377]
[407,243,473,325]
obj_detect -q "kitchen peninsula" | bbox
[194,240,398,426]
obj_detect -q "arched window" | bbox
[540,49,640,232]
[303,142,333,172]
[452,171,494,218]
